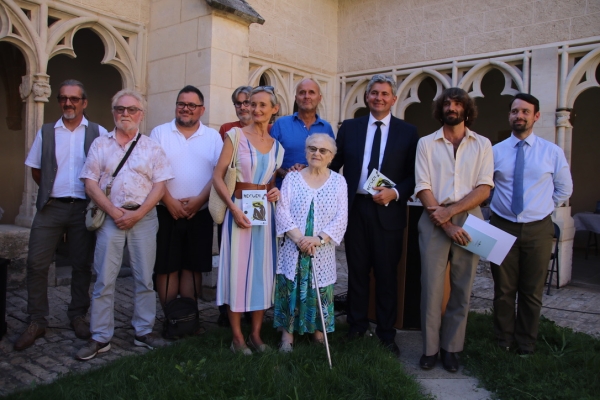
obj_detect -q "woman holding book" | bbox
[213,86,284,355]
[273,134,348,352]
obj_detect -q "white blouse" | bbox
[276,170,348,287]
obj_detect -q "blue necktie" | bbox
[511,140,525,216]
[368,121,383,175]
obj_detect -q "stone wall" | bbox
[338,0,600,73]
[0,225,29,289]
[60,0,151,25]
[247,0,338,75]
[146,0,252,131]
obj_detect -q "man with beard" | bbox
[415,87,493,372]
[15,80,108,351]
[77,89,173,360]
[270,78,335,187]
[490,93,572,355]
[150,85,222,323]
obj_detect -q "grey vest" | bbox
[36,122,100,210]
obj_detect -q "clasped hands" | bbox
[164,195,205,220]
[427,205,472,246]
[296,236,321,256]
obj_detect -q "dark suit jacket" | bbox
[330,115,418,231]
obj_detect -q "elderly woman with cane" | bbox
[274,134,348,354]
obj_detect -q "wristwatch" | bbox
[317,235,325,246]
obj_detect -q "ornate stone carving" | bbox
[18,75,32,100]
[32,80,51,102]
[556,110,572,128]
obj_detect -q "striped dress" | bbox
[216,128,284,312]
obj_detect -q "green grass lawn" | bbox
[463,312,600,400]
[5,324,427,400]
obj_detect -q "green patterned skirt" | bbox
[273,201,335,334]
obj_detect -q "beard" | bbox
[511,120,529,134]
[442,111,464,126]
[62,108,76,120]
[176,116,198,128]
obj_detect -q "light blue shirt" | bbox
[491,133,573,223]
[270,112,335,187]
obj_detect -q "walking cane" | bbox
[310,256,332,369]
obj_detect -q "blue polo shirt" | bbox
[270,112,335,187]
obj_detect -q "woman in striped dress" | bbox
[213,86,284,355]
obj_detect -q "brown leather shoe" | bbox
[70,315,91,340]
[14,322,46,351]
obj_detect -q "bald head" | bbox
[295,78,322,114]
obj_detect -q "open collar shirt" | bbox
[491,132,573,223]
[415,127,494,205]
[80,130,173,207]
[25,116,108,199]
[150,119,223,203]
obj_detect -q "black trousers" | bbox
[345,195,403,342]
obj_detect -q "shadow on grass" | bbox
[463,312,600,400]
[5,324,427,400]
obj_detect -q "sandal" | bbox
[246,336,271,353]
[230,341,252,356]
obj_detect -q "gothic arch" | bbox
[341,77,368,120]
[459,60,524,98]
[0,0,38,74]
[395,69,450,118]
[248,66,291,115]
[562,47,600,109]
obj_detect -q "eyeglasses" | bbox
[307,146,332,155]
[254,85,275,93]
[113,106,143,115]
[233,100,251,108]
[176,102,203,111]
[57,96,84,104]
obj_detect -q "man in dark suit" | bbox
[330,74,418,356]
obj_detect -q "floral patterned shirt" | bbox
[80,130,173,207]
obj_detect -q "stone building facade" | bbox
[1,0,599,286]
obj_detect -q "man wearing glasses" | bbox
[270,78,335,188]
[77,89,173,360]
[218,86,269,140]
[150,85,222,326]
[15,80,108,351]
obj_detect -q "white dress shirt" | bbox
[356,113,399,201]
[25,117,108,199]
[150,120,223,206]
[491,133,573,223]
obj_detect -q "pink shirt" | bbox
[80,130,173,207]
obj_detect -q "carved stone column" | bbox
[14,74,51,228]
[556,109,573,165]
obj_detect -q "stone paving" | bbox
[1,247,599,398]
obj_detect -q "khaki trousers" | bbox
[419,207,482,355]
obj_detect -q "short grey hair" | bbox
[366,74,397,96]
[58,79,87,99]
[111,89,146,111]
[306,133,337,155]
[231,86,252,103]
[251,86,278,107]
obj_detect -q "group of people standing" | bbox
[13,73,572,374]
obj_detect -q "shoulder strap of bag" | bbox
[229,127,242,168]
[112,132,141,178]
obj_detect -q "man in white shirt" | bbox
[15,80,108,351]
[490,93,572,355]
[150,85,223,322]
[415,87,493,372]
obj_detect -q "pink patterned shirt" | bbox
[80,130,173,207]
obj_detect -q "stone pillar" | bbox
[15,74,51,228]
[146,0,255,132]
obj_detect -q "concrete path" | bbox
[1,248,599,398]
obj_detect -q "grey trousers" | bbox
[419,207,482,355]
[490,214,553,352]
[27,200,94,327]
[90,208,158,343]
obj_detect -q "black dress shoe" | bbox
[440,348,459,372]
[419,353,438,370]
[381,339,401,357]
